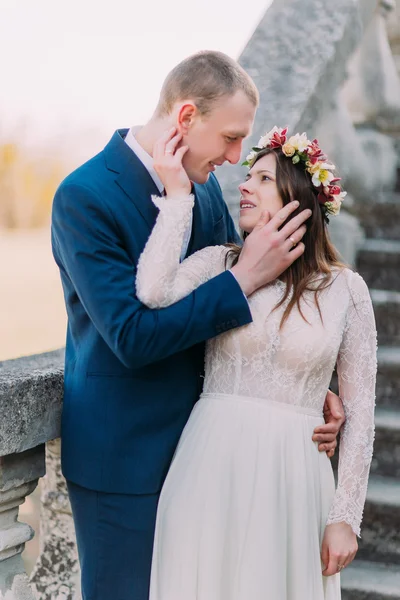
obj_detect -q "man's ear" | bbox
[177,103,197,135]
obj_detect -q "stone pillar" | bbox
[0,446,45,600]
[30,440,80,600]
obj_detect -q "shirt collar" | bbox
[125,127,164,194]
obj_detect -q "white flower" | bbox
[288,133,309,153]
[311,168,335,187]
[245,150,257,165]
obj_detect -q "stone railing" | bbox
[0,351,80,600]
[1,1,400,599]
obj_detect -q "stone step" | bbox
[357,239,400,292]
[353,192,400,240]
[341,560,400,600]
[371,289,400,347]
[376,347,400,409]
[371,407,400,479]
[357,475,400,565]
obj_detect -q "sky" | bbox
[1,0,272,155]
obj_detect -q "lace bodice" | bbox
[136,194,377,536]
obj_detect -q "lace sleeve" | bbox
[327,271,377,536]
[136,194,229,308]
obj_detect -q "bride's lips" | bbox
[240,198,257,211]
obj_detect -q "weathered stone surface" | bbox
[371,288,400,346]
[0,556,37,600]
[357,239,400,292]
[327,207,365,266]
[0,475,39,600]
[353,192,400,242]
[357,475,400,564]
[376,346,400,409]
[218,0,376,214]
[30,440,80,600]
[342,1,400,132]
[0,350,64,458]
[371,407,400,479]
[342,559,400,600]
[0,448,44,494]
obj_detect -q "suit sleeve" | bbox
[52,183,252,369]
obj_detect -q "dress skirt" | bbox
[149,393,341,600]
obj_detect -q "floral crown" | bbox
[242,126,346,217]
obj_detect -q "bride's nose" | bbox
[239,181,250,194]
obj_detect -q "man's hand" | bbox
[230,203,310,295]
[313,389,345,457]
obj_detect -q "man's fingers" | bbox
[279,208,312,239]
[317,441,336,453]
[326,390,345,420]
[314,423,339,435]
[284,225,307,251]
[267,201,300,230]
[285,242,305,265]
[254,209,270,231]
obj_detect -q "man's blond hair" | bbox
[157,50,259,117]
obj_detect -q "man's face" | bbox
[181,91,256,184]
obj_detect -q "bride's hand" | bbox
[153,127,191,197]
[321,522,358,576]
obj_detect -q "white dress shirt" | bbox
[125,127,193,262]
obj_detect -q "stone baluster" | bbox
[29,440,80,600]
[0,446,45,600]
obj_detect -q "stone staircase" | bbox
[341,172,400,598]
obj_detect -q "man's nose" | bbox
[225,142,242,165]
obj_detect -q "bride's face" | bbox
[238,153,283,233]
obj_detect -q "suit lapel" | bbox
[186,182,214,257]
[104,129,160,230]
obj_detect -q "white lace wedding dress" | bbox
[136,194,377,600]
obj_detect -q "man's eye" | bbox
[226,137,237,142]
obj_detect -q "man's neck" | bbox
[134,117,173,157]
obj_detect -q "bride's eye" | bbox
[261,175,271,182]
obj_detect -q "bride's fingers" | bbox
[174,145,189,161]
[165,132,183,155]
[154,127,177,159]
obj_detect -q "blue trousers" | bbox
[67,481,160,600]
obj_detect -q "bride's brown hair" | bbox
[227,147,347,328]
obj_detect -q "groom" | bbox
[52,50,344,600]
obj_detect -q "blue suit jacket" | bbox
[52,129,252,494]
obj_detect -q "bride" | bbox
[135,126,377,600]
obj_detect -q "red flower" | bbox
[328,185,341,195]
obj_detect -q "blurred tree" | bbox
[0,140,67,229]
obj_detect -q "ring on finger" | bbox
[289,236,297,248]
[165,149,174,155]
[337,564,344,572]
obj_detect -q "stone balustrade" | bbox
[1,0,400,599]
